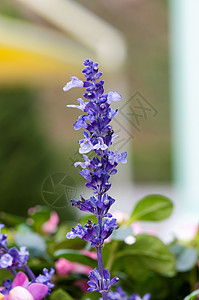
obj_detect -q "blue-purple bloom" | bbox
[64,59,127,298]
[1,279,12,295]
[0,224,8,249]
[129,293,151,300]
[0,225,29,270]
[88,268,119,293]
[63,76,84,91]
[35,267,55,295]
[71,193,115,218]
[0,224,54,296]
[67,218,118,248]
[102,288,151,300]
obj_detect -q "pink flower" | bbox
[55,258,74,276]
[131,221,158,236]
[80,250,97,260]
[72,263,92,275]
[42,211,59,234]
[3,272,48,300]
[175,223,198,241]
[55,258,92,276]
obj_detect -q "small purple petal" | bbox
[107,91,121,104]
[63,76,83,91]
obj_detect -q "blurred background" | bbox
[0,0,198,233]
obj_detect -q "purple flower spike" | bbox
[63,76,83,91]
[64,59,128,298]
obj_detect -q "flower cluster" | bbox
[67,218,118,248]
[0,224,54,299]
[88,268,119,293]
[0,224,29,270]
[64,59,127,299]
[100,287,151,300]
[35,268,55,296]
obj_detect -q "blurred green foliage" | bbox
[0,88,54,216]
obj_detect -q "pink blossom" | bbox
[80,250,97,260]
[8,287,34,300]
[131,221,158,236]
[3,272,48,300]
[42,211,59,234]
[72,263,92,275]
[55,258,74,276]
[175,223,198,241]
[55,258,92,276]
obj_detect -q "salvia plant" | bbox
[63,59,150,300]
[0,224,54,299]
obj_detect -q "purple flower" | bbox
[1,279,12,294]
[93,137,108,151]
[74,155,90,168]
[64,59,128,298]
[67,98,86,111]
[88,268,119,293]
[71,193,115,218]
[67,218,118,248]
[18,247,29,265]
[79,131,94,154]
[107,91,121,104]
[103,286,128,300]
[108,151,127,165]
[63,76,84,91]
[0,224,8,248]
[74,115,89,130]
[35,267,55,295]
[129,293,151,300]
[0,253,13,268]
[8,246,29,269]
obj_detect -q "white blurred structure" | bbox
[170,0,199,215]
[15,0,126,73]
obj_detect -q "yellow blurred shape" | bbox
[0,45,78,86]
[0,292,4,300]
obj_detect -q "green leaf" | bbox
[112,226,133,241]
[0,211,25,226]
[0,269,12,283]
[50,289,73,300]
[30,207,51,232]
[127,194,173,224]
[114,234,176,277]
[82,291,99,299]
[171,244,197,272]
[184,290,199,300]
[54,249,97,268]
